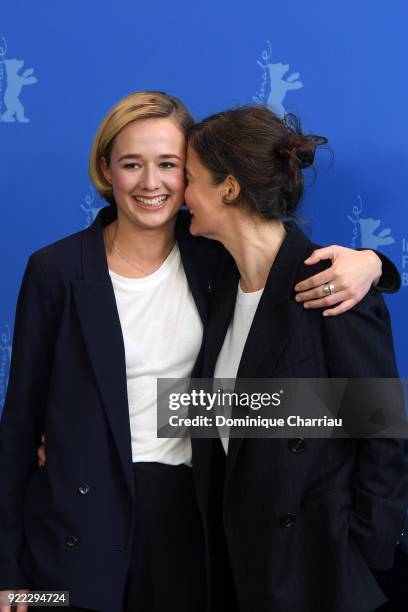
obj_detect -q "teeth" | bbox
[134,195,167,207]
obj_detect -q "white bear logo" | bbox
[254,41,303,117]
[81,186,104,228]
[258,60,303,117]
[1,58,38,123]
[358,217,395,250]
[348,196,395,250]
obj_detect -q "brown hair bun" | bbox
[188,105,328,220]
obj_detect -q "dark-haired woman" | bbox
[184,107,408,612]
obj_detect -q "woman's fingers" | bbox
[0,588,29,612]
[295,245,381,314]
[295,282,345,303]
[294,268,336,293]
[38,446,46,467]
[15,589,28,612]
[38,435,46,467]
[297,246,381,296]
[296,281,366,316]
[303,246,336,265]
[322,299,357,317]
[300,290,350,310]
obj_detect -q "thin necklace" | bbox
[106,225,174,277]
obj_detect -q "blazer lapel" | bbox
[223,225,313,486]
[176,211,219,326]
[189,251,239,483]
[71,206,135,501]
[201,252,240,377]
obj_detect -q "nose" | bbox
[139,165,161,191]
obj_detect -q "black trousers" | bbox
[31,462,206,612]
[123,461,206,611]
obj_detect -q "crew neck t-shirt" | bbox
[214,282,264,454]
[109,243,203,465]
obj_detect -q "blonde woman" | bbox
[0,92,398,612]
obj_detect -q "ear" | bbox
[99,157,112,185]
[221,175,241,203]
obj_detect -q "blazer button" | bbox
[289,438,306,453]
[66,535,78,547]
[280,513,297,528]
[78,483,90,495]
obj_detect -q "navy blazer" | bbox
[0,205,221,611]
[0,207,401,611]
[192,224,408,612]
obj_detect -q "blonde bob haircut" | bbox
[89,91,195,205]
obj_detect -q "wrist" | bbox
[366,250,382,286]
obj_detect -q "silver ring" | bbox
[323,283,336,296]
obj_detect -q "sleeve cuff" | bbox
[357,249,401,293]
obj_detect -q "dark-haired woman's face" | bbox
[185,146,230,238]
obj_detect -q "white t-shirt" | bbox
[109,243,203,466]
[214,282,264,454]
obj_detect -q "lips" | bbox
[132,195,169,210]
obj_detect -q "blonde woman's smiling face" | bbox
[101,118,186,232]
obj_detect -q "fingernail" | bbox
[303,303,309,308]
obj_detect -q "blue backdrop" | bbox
[1,0,407,411]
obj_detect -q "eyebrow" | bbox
[117,153,183,162]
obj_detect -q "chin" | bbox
[190,219,215,240]
[189,218,202,236]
